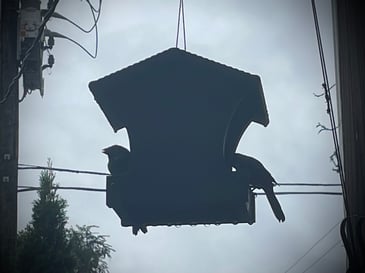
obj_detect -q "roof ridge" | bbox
[91,47,256,85]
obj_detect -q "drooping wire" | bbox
[0,0,60,104]
[51,0,101,34]
[46,0,101,59]
[311,0,348,213]
[85,0,101,13]
[283,220,341,273]
[175,0,187,50]
[44,29,98,59]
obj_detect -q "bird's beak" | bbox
[102,149,107,154]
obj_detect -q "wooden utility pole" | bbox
[333,1,365,272]
[0,0,20,272]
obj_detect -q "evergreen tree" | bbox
[68,225,113,273]
[17,160,114,273]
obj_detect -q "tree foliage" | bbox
[17,160,114,273]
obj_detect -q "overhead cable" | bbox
[44,29,98,59]
[18,163,108,176]
[19,163,342,187]
[51,8,100,33]
[277,183,341,187]
[17,186,105,193]
[85,0,101,13]
[283,220,341,273]
[17,185,343,196]
[46,0,101,57]
[300,240,341,273]
[255,192,342,196]
[311,0,348,213]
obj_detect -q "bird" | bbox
[102,145,131,175]
[233,153,285,222]
[103,145,149,235]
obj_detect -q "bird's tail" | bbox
[264,187,285,222]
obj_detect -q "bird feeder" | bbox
[89,48,269,229]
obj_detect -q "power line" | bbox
[255,192,342,196]
[50,0,101,34]
[18,164,343,188]
[283,220,341,273]
[44,28,98,59]
[17,185,342,196]
[17,186,105,193]
[311,0,348,214]
[18,164,109,176]
[85,0,101,13]
[277,183,341,187]
[18,164,343,195]
[300,240,341,273]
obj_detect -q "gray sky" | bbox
[18,1,345,272]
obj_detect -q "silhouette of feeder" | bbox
[89,48,269,229]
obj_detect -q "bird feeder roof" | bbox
[89,47,269,160]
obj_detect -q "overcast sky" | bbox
[18,1,345,272]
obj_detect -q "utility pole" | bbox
[0,0,20,272]
[333,1,365,272]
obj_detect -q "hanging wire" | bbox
[175,0,187,50]
[85,0,101,13]
[50,0,101,34]
[44,0,100,59]
[44,29,98,59]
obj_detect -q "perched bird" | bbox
[233,153,285,222]
[102,145,131,175]
[103,145,148,235]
